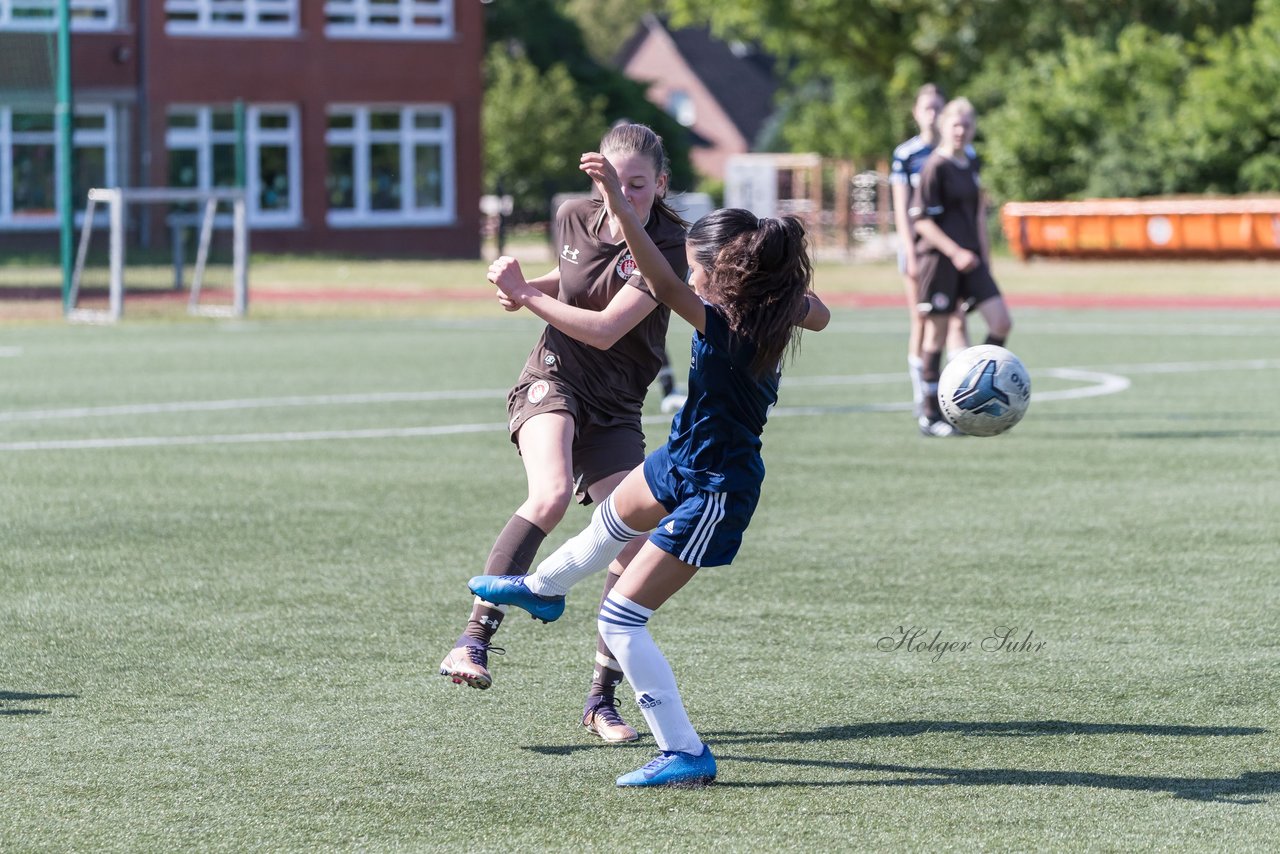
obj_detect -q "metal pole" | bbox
[234,98,247,190]
[108,190,124,321]
[233,194,247,316]
[56,0,74,314]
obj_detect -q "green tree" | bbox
[1173,0,1280,193]
[482,45,609,219]
[561,0,663,66]
[981,27,1190,202]
[483,0,694,213]
[663,0,1256,168]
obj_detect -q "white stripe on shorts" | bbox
[679,492,726,567]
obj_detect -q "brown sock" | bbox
[588,571,626,698]
[984,334,1006,347]
[461,514,547,645]
[921,350,943,420]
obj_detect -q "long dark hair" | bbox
[599,122,685,228]
[688,209,813,378]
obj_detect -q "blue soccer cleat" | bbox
[468,575,566,623]
[616,744,716,788]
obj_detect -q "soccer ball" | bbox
[937,345,1031,437]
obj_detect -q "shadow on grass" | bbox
[526,719,1275,802]
[706,720,1267,742]
[714,754,1280,803]
[1036,430,1280,440]
[1,690,78,717]
[709,720,1274,803]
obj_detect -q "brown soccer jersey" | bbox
[911,152,984,255]
[517,196,689,429]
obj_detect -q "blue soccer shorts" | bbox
[642,445,761,568]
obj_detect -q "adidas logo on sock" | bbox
[637,692,662,709]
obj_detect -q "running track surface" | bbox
[8,286,1280,311]
[252,290,1280,310]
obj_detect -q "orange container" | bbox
[1001,198,1280,259]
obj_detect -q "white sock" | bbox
[908,355,924,405]
[598,591,702,754]
[525,496,645,597]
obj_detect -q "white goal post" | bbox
[68,187,249,323]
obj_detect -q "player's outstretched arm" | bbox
[488,256,657,350]
[495,267,559,311]
[579,152,706,333]
[800,293,831,331]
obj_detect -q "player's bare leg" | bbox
[903,274,926,417]
[972,295,1013,346]
[945,311,971,360]
[440,412,572,688]
[918,311,960,437]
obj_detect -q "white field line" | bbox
[0,389,508,423]
[0,346,22,357]
[823,320,1278,337]
[0,359,1272,452]
[1035,369,1130,401]
[0,422,508,451]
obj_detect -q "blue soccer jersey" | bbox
[663,303,779,493]
[890,135,934,189]
[892,135,979,189]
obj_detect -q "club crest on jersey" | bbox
[527,380,550,404]
[615,252,637,280]
[561,245,581,264]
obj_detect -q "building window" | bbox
[325,105,454,227]
[164,0,297,36]
[165,104,301,226]
[325,0,453,40]
[0,0,116,29]
[0,104,114,228]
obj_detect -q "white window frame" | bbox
[164,0,297,37]
[324,0,453,40]
[325,104,455,228]
[0,0,117,30]
[165,104,301,227]
[0,104,116,230]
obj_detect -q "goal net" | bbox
[68,187,249,323]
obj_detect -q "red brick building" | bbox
[615,15,778,183]
[0,0,483,256]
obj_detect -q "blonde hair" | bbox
[938,97,977,146]
[939,97,976,126]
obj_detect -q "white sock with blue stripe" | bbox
[525,495,645,597]
[598,591,702,755]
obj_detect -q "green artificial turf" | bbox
[2,300,1278,851]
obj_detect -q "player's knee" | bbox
[523,482,573,528]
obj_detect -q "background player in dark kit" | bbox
[910,98,1014,436]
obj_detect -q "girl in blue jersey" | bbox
[473,153,830,788]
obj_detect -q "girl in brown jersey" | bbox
[440,123,688,745]
[910,98,1014,436]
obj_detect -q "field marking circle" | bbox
[1,359,1274,452]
